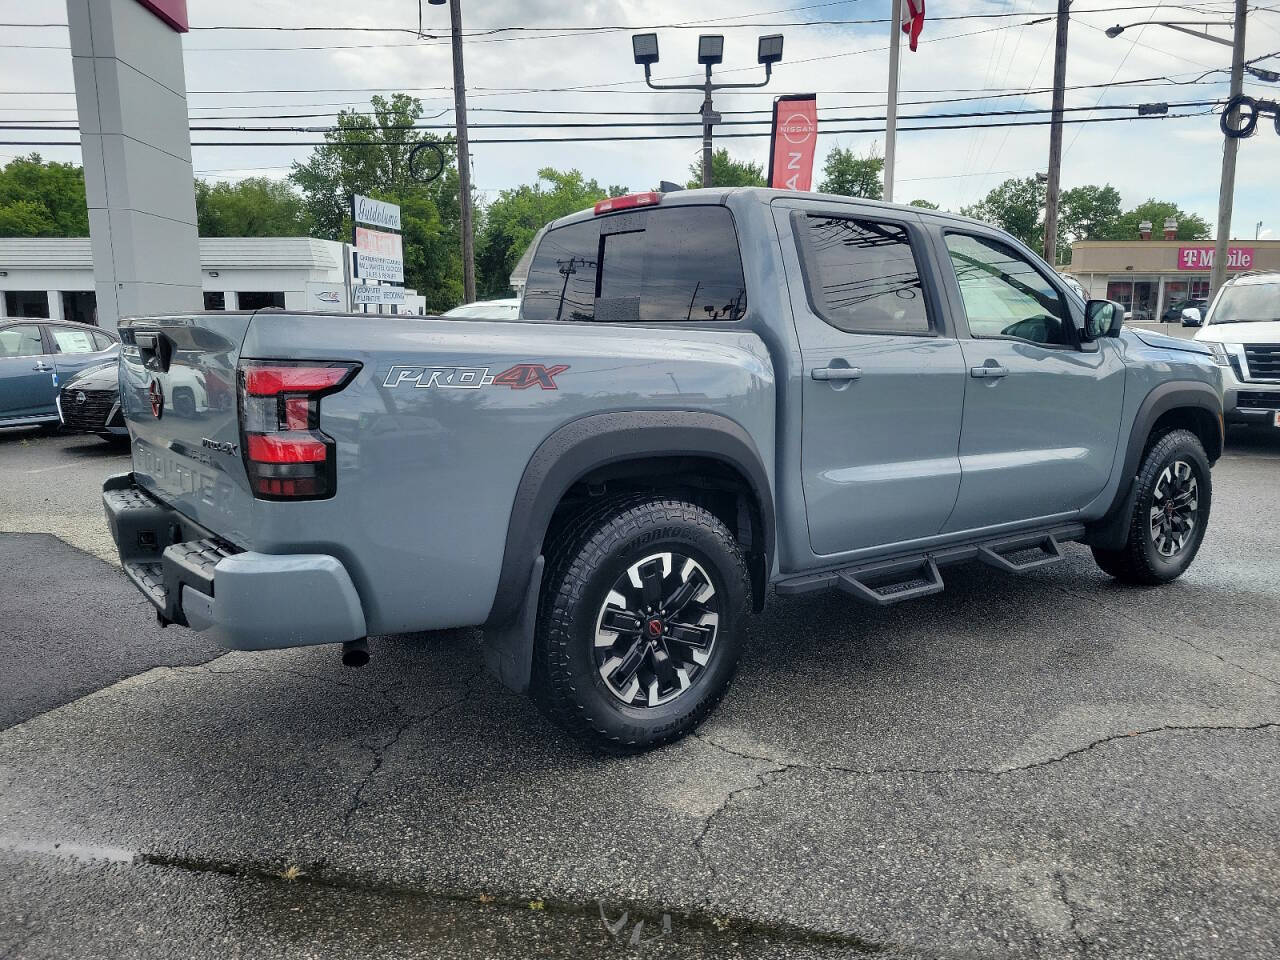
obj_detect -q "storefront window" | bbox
[4,291,50,318]
[1106,280,1132,313]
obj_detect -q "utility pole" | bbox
[1210,0,1248,302]
[700,78,716,187]
[1041,0,1070,265]
[444,0,476,303]
[883,0,903,203]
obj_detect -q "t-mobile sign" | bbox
[768,95,818,192]
[1177,245,1254,271]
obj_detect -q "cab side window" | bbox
[795,215,932,336]
[0,325,45,358]
[49,326,97,354]
[945,233,1071,347]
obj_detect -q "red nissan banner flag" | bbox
[903,0,925,52]
[768,95,819,191]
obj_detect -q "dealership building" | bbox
[1067,221,1280,323]
[0,237,426,328]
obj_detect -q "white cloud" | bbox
[4,0,1278,235]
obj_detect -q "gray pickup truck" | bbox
[104,187,1224,750]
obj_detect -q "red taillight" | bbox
[238,360,360,500]
[244,365,354,396]
[246,434,327,464]
[593,191,661,215]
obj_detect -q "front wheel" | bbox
[1091,428,1212,585]
[533,497,750,752]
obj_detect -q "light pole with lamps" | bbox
[427,0,476,303]
[632,33,784,188]
[1105,2,1247,301]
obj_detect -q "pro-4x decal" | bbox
[384,363,568,390]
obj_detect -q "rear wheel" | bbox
[1091,428,1211,584]
[533,496,750,752]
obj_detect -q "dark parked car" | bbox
[0,320,118,429]
[57,360,128,443]
[1164,298,1208,326]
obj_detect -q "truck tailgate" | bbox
[118,313,257,548]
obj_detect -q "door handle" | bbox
[812,366,863,381]
[970,364,1008,379]
[32,362,54,372]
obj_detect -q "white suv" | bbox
[1194,272,1280,427]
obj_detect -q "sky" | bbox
[3,0,1280,239]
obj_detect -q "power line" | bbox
[0,99,1222,134]
[0,107,1219,150]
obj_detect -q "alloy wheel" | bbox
[593,551,720,708]
[1149,459,1199,558]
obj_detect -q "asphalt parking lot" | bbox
[1,426,1278,959]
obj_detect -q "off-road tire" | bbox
[1091,428,1212,585]
[532,496,750,752]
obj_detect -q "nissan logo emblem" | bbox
[148,379,164,419]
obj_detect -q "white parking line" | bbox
[24,463,81,474]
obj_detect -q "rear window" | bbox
[795,215,932,336]
[521,206,747,323]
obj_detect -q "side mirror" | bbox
[1084,299,1125,340]
[1181,306,1203,327]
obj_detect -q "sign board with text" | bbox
[352,284,406,306]
[1177,246,1254,271]
[768,94,818,192]
[353,226,404,283]
[352,194,402,231]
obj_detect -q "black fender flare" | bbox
[481,411,775,692]
[1086,380,1223,550]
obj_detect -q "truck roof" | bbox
[547,185,993,235]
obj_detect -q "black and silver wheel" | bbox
[594,551,720,709]
[1092,428,1212,584]
[533,496,750,751]
[1148,459,1199,559]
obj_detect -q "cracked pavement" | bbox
[1,427,1278,959]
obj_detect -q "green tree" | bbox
[686,149,766,189]
[194,177,310,237]
[1104,199,1210,241]
[475,167,624,299]
[960,176,1043,251]
[1059,184,1122,243]
[0,154,89,237]
[290,94,464,310]
[908,198,940,210]
[818,146,884,200]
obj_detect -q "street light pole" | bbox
[1210,0,1248,303]
[632,33,783,189]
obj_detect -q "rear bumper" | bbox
[102,473,366,649]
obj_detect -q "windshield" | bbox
[1207,282,1280,324]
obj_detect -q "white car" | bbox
[1194,272,1280,427]
[440,298,521,320]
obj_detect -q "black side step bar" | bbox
[977,533,1065,574]
[774,522,1084,607]
[836,557,944,607]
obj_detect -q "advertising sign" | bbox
[768,94,819,191]
[354,227,404,283]
[351,194,402,231]
[305,281,347,312]
[352,284,406,306]
[1177,245,1254,271]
